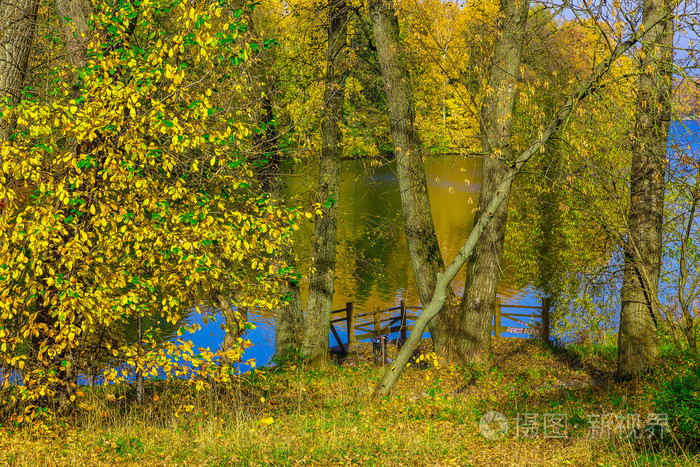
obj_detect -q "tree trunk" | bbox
[617,0,674,380]
[459,0,529,364]
[257,89,304,359]
[0,0,39,141]
[54,0,92,69]
[275,279,304,358]
[300,0,348,366]
[211,289,248,362]
[368,0,460,360]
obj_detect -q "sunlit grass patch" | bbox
[1,338,699,465]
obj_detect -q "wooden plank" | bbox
[330,325,346,353]
[505,327,529,335]
[499,305,543,310]
[501,316,531,327]
[355,331,376,341]
[356,325,418,342]
[347,302,356,346]
[354,311,376,318]
[331,307,348,315]
[500,312,537,317]
[495,299,502,338]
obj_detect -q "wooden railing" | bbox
[494,297,551,342]
[329,297,551,354]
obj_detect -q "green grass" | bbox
[1,339,698,466]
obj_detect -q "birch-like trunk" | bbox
[617,0,674,380]
[300,0,347,366]
[458,0,529,364]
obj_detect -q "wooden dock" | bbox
[329,298,551,355]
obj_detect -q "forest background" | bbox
[1,0,700,464]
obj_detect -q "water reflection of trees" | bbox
[280,155,526,320]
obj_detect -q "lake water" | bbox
[183,154,541,369]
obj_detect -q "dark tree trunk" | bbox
[459,0,529,364]
[300,0,348,366]
[617,0,674,380]
[256,89,304,359]
[368,0,460,361]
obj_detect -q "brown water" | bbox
[281,154,529,322]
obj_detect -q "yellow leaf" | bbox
[260,416,273,425]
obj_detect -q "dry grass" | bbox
[1,338,698,466]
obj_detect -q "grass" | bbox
[1,338,698,466]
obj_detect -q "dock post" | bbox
[494,298,502,338]
[540,297,550,343]
[400,299,407,340]
[346,302,356,346]
[374,305,381,336]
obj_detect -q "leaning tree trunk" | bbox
[459,0,529,364]
[368,0,460,361]
[300,0,348,366]
[617,0,674,380]
[0,0,39,141]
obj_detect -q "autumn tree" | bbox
[368,0,460,360]
[505,10,636,342]
[299,0,348,365]
[373,0,678,397]
[459,0,529,363]
[0,0,299,422]
[617,0,675,380]
[369,0,529,364]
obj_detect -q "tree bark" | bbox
[300,0,348,366]
[211,289,248,362]
[257,89,304,359]
[368,0,459,360]
[55,0,93,69]
[0,0,39,141]
[617,0,674,380]
[374,5,674,396]
[459,0,529,364]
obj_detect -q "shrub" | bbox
[654,364,700,448]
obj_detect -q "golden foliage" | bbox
[0,0,300,426]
